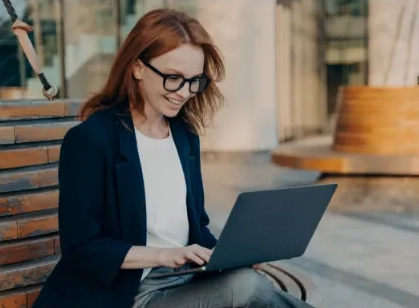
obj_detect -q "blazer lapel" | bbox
[168,118,202,245]
[115,111,147,245]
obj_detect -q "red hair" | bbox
[79,8,225,134]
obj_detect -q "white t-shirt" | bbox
[135,127,189,281]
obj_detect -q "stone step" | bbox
[0,121,79,145]
[0,100,82,121]
[0,213,58,242]
[0,255,59,292]
[0,166,58,194]
[0,235,59,266]
[0,145,61,170]
[0,284,42,308]
[0,190,58,217]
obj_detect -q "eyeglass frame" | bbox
[139,59,211,94]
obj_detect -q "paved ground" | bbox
[201,155,419,308]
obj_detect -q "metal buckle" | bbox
[42,85,58,101]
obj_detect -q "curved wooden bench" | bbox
[0,99,81,308]
[271,86,419,175]
[333,86,419,155]
[261,262,321,307]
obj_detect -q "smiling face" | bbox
[133,43,205,118]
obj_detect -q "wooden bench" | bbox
[271,86,419,175]
[262,262,321,307]
[0,99,321,307]
[0,99,81,307]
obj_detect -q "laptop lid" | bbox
[205,183,337,272]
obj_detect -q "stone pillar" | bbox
[196,0,278,152]
[294,0,327,136]
[276,2,293,141]
[369,0,419,86]
[276,0,327,140]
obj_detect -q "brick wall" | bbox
[0,99,82,307]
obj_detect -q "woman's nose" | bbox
[176,82,191,100]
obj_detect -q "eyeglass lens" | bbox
[164,76,208,93]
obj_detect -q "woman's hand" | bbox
[252,263,266,270]
[157,244,213,268]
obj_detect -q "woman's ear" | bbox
[133,60,144,81]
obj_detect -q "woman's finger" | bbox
[185,251,205,265]
[192,246,212,261]
[174,256,186,267]
[195,249,211,263]
[252,263,264,270]
[191,244,212,254]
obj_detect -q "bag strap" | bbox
[1,0,57,100]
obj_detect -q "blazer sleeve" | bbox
[57,125,132,287]
[193,134,218,249]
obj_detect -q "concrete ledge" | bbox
[201,150,273,164]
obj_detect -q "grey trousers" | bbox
[132,266,315,308]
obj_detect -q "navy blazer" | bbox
[33,105,217,308]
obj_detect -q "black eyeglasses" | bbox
[141,60,211,94]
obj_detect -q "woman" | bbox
[33,8,314,308]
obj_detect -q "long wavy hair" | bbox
[79,8,225,134]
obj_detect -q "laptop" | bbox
[147,183,337,279]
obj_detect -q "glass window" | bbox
[326,0,368,17]
[324,0,368,117]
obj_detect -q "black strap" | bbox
[38,73,53,92]
[2,0,17,23]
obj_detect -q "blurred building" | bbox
[0,0,418,151]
